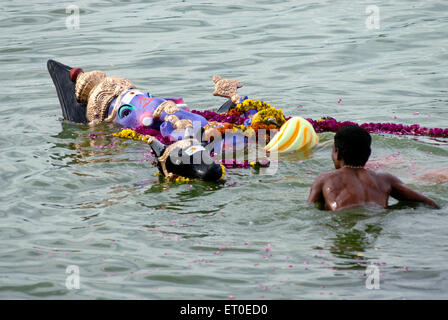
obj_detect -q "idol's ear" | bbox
[47,59,88,123]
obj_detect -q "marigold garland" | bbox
[113,128,144,141]
[234,99,271,114]
[233,99,286,127]
[210,122,234,135]
[174,176,191,183]
[220,164,226,180]
[250,123,278,131]
[251,107,286,126]
[226,108,241,116]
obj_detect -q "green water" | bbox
[1,0,447,299]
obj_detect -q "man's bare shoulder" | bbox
[367,170,400,184]
[312,170,342,187]
[314,170,338,181]
[315,169,399,185]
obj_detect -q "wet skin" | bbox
[307,144,440,211]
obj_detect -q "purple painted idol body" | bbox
[108,90,208,140]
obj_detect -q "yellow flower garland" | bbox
[174,176,191,183]
[252,107,286,126]
[234,99,286,127]
[235,99,271,113]
[220,164,226,180]
[113,128,145,141]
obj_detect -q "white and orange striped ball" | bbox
[265,117,319,153]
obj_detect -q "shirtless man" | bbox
[307,125,440,211]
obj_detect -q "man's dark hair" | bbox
[334,125,372,166]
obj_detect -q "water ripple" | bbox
[0,0,447,300]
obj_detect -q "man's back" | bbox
[307,125,439,211]
[308,167,440,211]
[319,168,390,210]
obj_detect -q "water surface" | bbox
[1,0,447,299]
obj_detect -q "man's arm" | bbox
[307,173,326,207]
[387,173,440,209]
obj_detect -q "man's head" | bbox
[332,125,371,168]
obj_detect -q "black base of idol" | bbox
[47,59,88,123]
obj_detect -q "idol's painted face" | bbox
[108,90,209,142]
[108,90,166,129]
